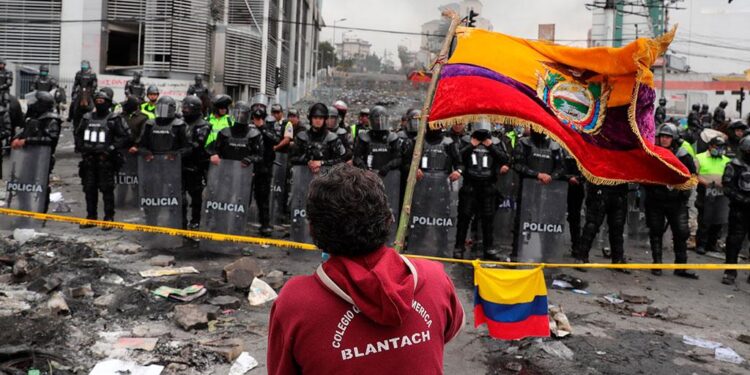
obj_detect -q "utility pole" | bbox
[660,0,668,99]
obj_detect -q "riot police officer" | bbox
[714,100,728,129]
[695,136,731,255]
[447,122,467,145]
[333,100,351,134]
[726,121,748,159]
[182,96,211,229]
[398,109,420,201]
[136,96,189,159]
[357,108,371,133]
[455,119,510,260]
[0,58,13,105]
[644,124,699,279]
[563,150,584,255]
[70,60,97,122]
[353,105,402,176]
[270,103,293,152]
[250,96,280,237]
[699,104,711,126]
[205,94,233,147]
[31,65,58,93]
[512,129,564,258]
[206,101,263,171]
[10,91,61,213]
[721,135,750,285]
[75,90,131,226]
[290,103,346,172]
[121,96,148,144]
[124,71,146,103]
[654,97,667,126]
[575,182,630,270]
[327,105,354,162]
[187,74,210,116]
[140,85,159,118]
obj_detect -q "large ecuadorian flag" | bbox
[429,26,695,188]
[474,263,550,340]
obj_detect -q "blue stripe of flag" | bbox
[474,287,548,323]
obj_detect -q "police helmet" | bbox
[155,96,177,119]
[658,98,667,106]
[81,60,91,70]
[233,101,252,125]
[212,94,232,110]
[406,109,421,133]
[100,87,115,102]
[359,108,370,116]
[25,90,55,114]
[39,65,49,73]
[133,71,141,79]
[308,103,328,122]
[94,89,112,103]
[728,121,748,130]
[327,105,340,120]
[271,103,283,113]
[182,95,203,118]
[370,105,389,131]
[287,108,299,117]
[657,123,679,139]
[720,100,728,108]
[708,136,726,147]
[691,104,700,111]
[146,85,159,96]
[334,100,348,113]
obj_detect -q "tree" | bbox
[338,58,355,72]
[397,45,414,72]
[318,41,337,69]
[364,53,381,72]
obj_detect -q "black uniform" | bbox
[137,117,189,157]
[699,106,711,126]
[456,135,510,256]
[254,120,281,230]
[333,125,354,162]
[124,80,145,102]
[512,134,564,256]
[576,183,629,263]
[0,67,12,104]
[182,116,210,226]
[206,123,264,164]
[713,105,727,128]
[75,111,131,220]
[353,130,402,176]
[722,155,750,282]
[562,150,585,253]
[290,127,346,167]
[71,69,98,123]
[654,105,667,126]
[31,76,58,93]
[644,147,697,271]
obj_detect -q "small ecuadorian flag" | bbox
[473,263,550,340]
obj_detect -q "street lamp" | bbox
[333,18,347,61]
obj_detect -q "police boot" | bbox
[79,216,96,229]
[674,269,699,279]
[650,237,662,276]
[259,226,273,237]
[612,259,631,274]
[483,248,502,261]
[101,216,114,231]
[695,246,706,255]
[722,271,736,285]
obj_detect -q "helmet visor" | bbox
[155,102,175,119]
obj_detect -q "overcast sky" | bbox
[320,0,750,74]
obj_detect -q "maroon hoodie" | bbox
[267,246,465,375]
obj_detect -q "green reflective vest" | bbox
[205,113,232,146]
[140,102,156,118]
[507,130,518,148]
[695,151,730,177]
[680,140,696,159]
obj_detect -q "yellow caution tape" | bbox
[2,207,750,270]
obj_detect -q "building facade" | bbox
[0,0,322,107]
[335,36,371,61]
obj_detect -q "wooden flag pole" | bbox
[394,10,461,253]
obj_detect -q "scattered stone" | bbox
[100,274,124,285]
[47,292,69,315]
[163,363,190,375]
[93,294,117,308]
[539,341,574,361]
[131,324,171,338]
[738,334,750,345]
[69,283,94,298]
[149,255,176,267]
[201,338,245,362]
[209,295,241,309]
[114,242,142,254]
[223,258,262,289]
[621,293,652,304]
[504,361,523,372]
[173,304,219,330]
[12,258,30,278]
[27,276,63,294]
[265,270,285,289]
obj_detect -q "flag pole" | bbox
[394,10,461,253]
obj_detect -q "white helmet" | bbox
[333,100,348,111]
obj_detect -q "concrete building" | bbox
[335,35,372,61]
[588,0,665,48]
[0,0,323,108]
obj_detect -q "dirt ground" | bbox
[2,74,750,374]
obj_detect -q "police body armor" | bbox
[740,163,750,193]
[149,120,180,154]
[465,137,502,180]
[0,70,11,91]
[408,136,457,257]
[222,127,260,161]
[362,130,401,245]
[521,137,558,174]
[35,78,56,92]
[81,113,113,153]
[129,83,145,99]
[78,72,95,91]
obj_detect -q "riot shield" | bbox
[2,146,51,229]
[494,171,518,251]
[114,149,139,209]
[515,179,568,262]
[200,160,253,252]
[381,170,401,245]
[269,152,289,226]
[407,171,455,257]
[289,165,314,244]
[702,178,729,226]
[138,154,183,249]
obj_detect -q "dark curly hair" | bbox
[306,164,393,256]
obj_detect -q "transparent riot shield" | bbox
[200,160,253,252]
[381,170,401,245]
[2,145,51,229]
[515,179,568,263]
[270,152,289,226]
[289,165,314,244]
[407,171,455,257]
[114,149,139,209]
[702,178,730,226]
[138,153,183,249]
